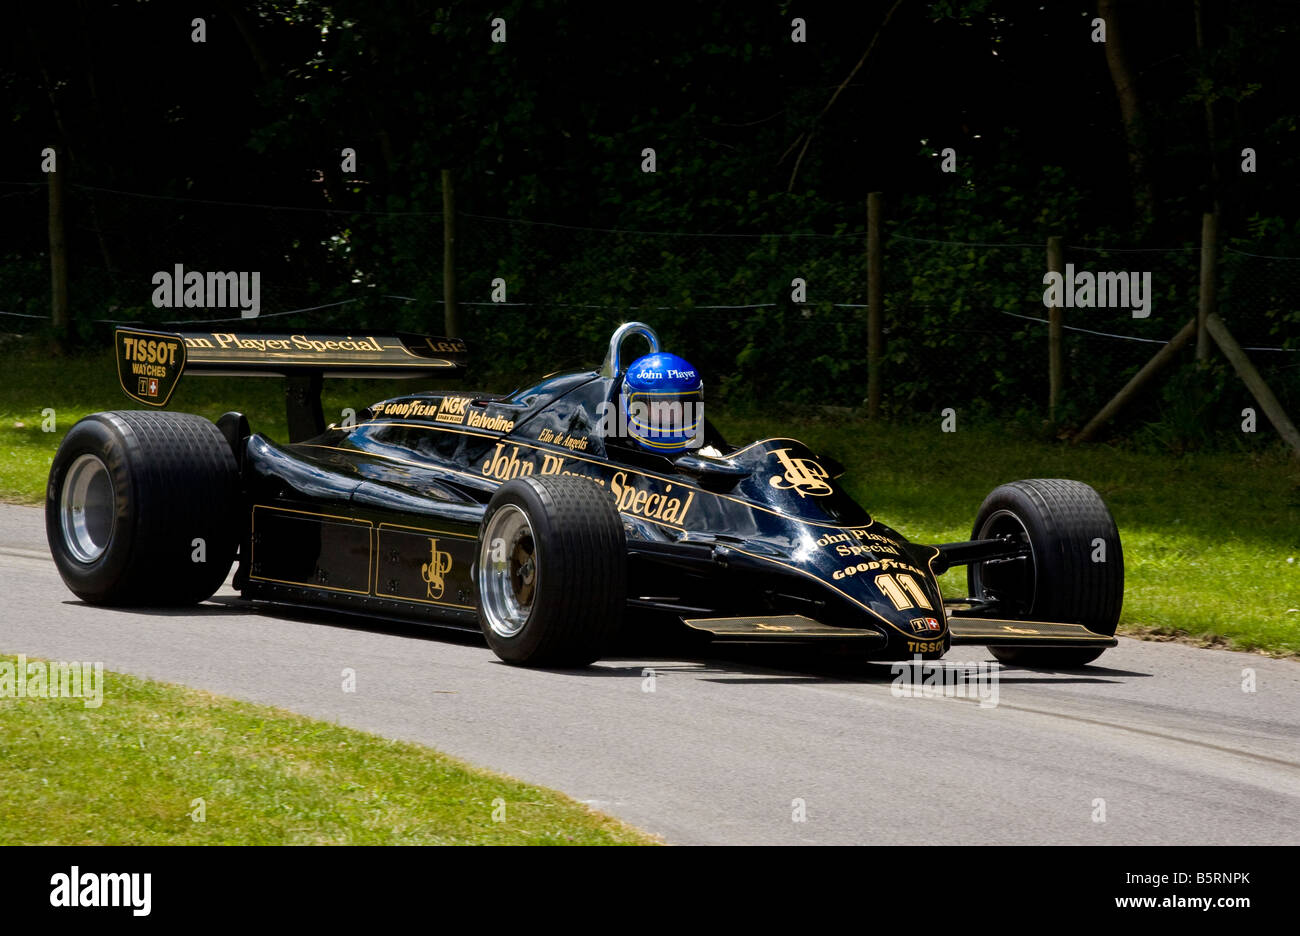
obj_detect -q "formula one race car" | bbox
[47,322,1123,668]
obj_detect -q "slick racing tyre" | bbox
[46,411,240,605]
[967,478,1123,668]
[476,474,626,667]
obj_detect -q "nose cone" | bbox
[798,524,947,644]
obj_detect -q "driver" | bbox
[620,352,707,453]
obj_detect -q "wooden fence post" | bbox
[442,169,458,338]
[1073,318,1198,444]
[1205,313,1300,458]
[1196,211,1217,362]
[1047,235,1064,421]
[866,191,883,420]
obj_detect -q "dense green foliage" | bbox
[3,1,1300,444]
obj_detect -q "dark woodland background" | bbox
[4,0,1299,443]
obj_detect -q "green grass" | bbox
[3,341,1298,655]
[0,655,655,845]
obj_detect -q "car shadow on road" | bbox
[58,595,488,646]
[60,597,252,616]
[592,643,1153,686]
[66,596,1152,685]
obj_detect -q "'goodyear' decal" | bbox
[832,557,925,581]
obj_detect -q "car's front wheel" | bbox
[967,478,1124,668]
[46,411,240,605]
[476,474,626,667]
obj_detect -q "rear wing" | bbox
[115,327,467,441]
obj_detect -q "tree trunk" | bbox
[48,148,70,355]
[1098,0,1156,224]
[1194,0,1221,216]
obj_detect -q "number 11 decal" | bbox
[875,573,933,611]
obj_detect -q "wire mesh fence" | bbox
[2,180,1296,429]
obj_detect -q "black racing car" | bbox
[47,322,1123,667]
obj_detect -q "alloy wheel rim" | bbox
[60,453,116,563]
[479,505,538,638]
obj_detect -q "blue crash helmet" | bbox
[620,352,704,452]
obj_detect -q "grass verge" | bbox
[0,654,655,845]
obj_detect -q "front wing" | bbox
[681,613,1116,650]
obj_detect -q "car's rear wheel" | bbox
[46,411,240,605]
[967,478,1123,668]
[476,475,626,667]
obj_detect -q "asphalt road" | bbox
[3,502,1297,845]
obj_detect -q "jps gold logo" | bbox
[421,538,453,599]
[768,448,832,498]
